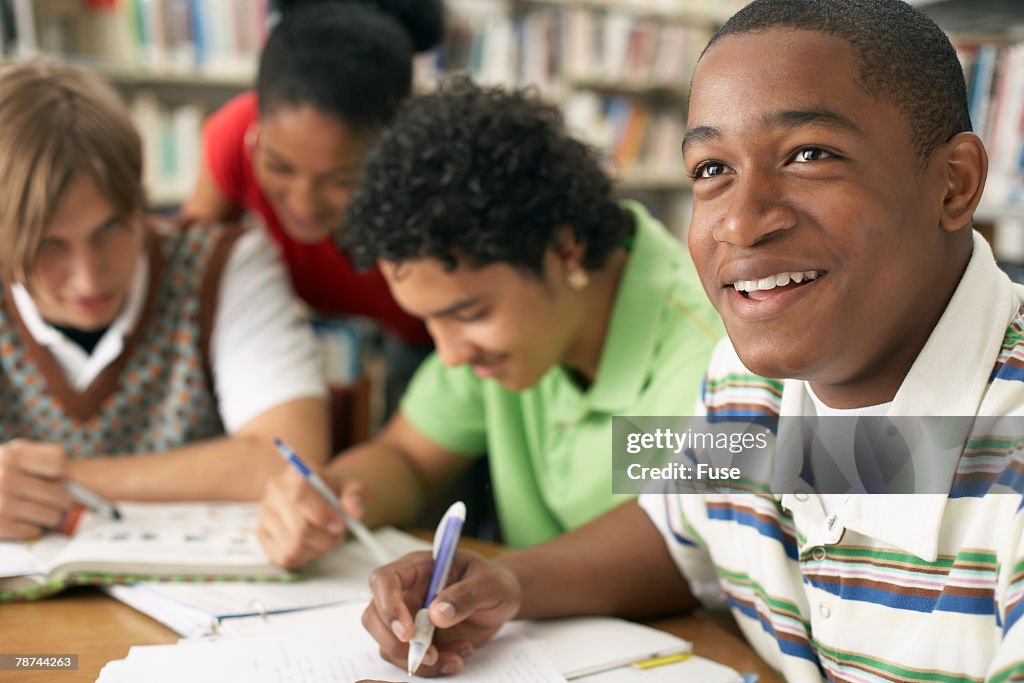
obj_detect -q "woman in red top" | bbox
[182,0,442,346]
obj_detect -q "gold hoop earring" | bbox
[567,269,589,292]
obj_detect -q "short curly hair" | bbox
[707,0,971,160]
[346,77,632,275]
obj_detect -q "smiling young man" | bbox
[0,61,329,540]
[255,77,722,567]
[355,1,1024,681]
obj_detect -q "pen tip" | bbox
[407,641,427,677]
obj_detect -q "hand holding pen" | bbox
[0,440,75,540]
[407,501,466,675]
[268,440,391,569]
[360,502,522,677]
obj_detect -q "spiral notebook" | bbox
[0,502,291,601]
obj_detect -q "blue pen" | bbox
[273,438,390,565]
[407,500,466,676]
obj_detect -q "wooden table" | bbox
[0,539,782,682]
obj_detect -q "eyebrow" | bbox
[681,125,722,155]
[428,294,488,319]
[263,143,362,176]
[681,108,864,155]
[763,108,864,136]
[43,214,120,242]
[85,214,122,240]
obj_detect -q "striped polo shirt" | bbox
[639,232,1024,682]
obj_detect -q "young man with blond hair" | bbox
[0,60,329,540]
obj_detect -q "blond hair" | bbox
[0,60,144,282]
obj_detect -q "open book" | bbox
[0,503,290,601]
[106,527,430,636]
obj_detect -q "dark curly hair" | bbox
[707,0,971,160]
[258,0,444,131]
[346,77,632,276]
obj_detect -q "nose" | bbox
[428,321,475,368]
[68,247,105,294]
[288,177,324,220]
[713,169,797,248]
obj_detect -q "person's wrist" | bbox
[494,555,528,619]
[64,457,86,481]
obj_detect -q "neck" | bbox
[562,249,631,384]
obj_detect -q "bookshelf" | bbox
[912,0,1024,263]
[432,0,745,236]
[0,0,263,208]
[518,0,734,23]
[4,0,724,224]
[953,37,1024,225]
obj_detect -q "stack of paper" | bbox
[102,601,742,683]
[97,628,566,683]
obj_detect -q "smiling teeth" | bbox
[734,271,820,292]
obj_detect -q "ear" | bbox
[551,225,586,271]
[244,123,261,152]
[936,132,988,233]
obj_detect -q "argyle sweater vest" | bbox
[0,223,243,457]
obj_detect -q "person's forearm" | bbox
[66,435,286,500]
[322,442,438,528]
[67,397,330,501]
[497,500,698,621]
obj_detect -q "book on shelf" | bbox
[0,502,291,602]
[559,5,711,89]
[957,38,1024,217]
[0,0,38,58]
[130,91,203,206]
[439,0,698,201]
[27,0,264,79]
[441,3,711,93]
[564,92,686,184]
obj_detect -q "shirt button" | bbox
[811,546,826,561]
[819,603,831,619]
[794,490,809,502]
[826,514,838,530]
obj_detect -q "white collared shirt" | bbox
[10,228,325,432]
[640,232,1024,681]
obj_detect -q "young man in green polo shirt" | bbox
[256,78,723,567]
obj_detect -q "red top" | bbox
[202,92,430,345]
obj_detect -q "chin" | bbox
[494,372,536,392]
[66,314,117,332]
[283,223,334,245]
[731,336,812,381]
[495,377,524,391]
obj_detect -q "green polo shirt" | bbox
[400,201,723,548]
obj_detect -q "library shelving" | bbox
[1,0,264,208]
[4,0,737,225]
[433,0,744,235]
[914,0,1024,264]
